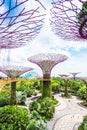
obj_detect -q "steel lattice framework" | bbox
[0,65,33,78]
[0,0,45,49]
[28,53,68,98]
[70,72,80,79]
[28,53,68,76]
[50,0,87,41]
[59,74,69,79]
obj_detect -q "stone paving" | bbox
[53,114,83,130]
[47,94,87,130]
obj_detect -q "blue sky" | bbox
[1,0,87,77]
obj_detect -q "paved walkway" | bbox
[47,94,87,130]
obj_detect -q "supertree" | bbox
[78,77,87,103]
[50,0,87,40]
[0,65,33,105]
[59,74,70,97]
[70,72,80,80]
[0,0,46,49]
[28,53,68,98]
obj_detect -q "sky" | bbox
[1,0,87,78]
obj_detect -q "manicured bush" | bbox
[0,105,29,130]
[39,97,55,120]
[29,97,55,120]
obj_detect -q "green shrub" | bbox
[28,110,48,130]
[25,88,37,97]
[29,97,55,120]
[29,100,41,112]
[0,105,29,130]
[0,90,27,107]
[77,86,86,100]
[78,123,84,130]
[78,115,87,130]
[39,97,55,120]
[81,101,87,107]
[17,80,38,97]
[33,80,41,90]
[26,89,34,97]
[27,119,48,130]
[0,95,10,107]
[51,82,60,93]
[52,98,58,105]
[16,85,25,92]
[16,91,26,105]
[0,90,10,107]
[30,110,42,120]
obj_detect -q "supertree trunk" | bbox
[10,81,16,105]
[42,74,52,98]
[64,80,68,97]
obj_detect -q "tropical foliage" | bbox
[78,115,87,130]
[29,97,55,121]
[0,106,29,130]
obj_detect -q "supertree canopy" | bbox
[59,74,69,79]
[28,53,68,98]
[0,65,33,105]
[28,53,68,76]
[50,0,87,40]
[0,65,33,78]
[0,0,46,49]
[70,72,80,79]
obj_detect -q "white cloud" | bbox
[51,52,87,77]
[1,0,87,77]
